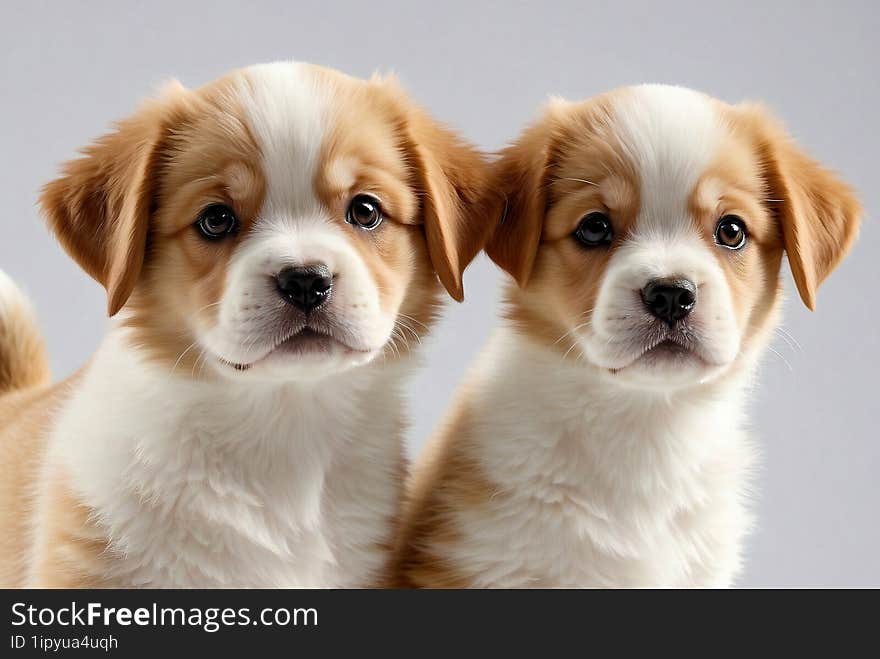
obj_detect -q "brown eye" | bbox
[196,204,238,240]
[346,194,383,230]
[715,215,747,250]
[574,211,613,247]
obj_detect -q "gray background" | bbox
[1,0,876,586]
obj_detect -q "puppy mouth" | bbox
[644,338,694,357]
[221,327,371,372]
[609,334,719,374]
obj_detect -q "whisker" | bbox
[562,340,581,362]
[197,350,210,379]
[395,321,422,346]
[775,327,802,352]
[170,341,199,375]
[397,313,430,331]
[384,333,401,360]
[773,330,798,354]
[554,319,592,346]
[191,348,207,379]
[195,301,221,316]
[552,177,600,187]
[399,329,414,351]
[767,346,793,372]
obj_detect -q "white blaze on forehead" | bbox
[611,85,723,237]
[236,62,328,219]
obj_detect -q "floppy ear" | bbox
[485,108,561,287]
[740,105,862,310]
[39,88,180,316]
[382,81,493,302]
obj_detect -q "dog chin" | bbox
[590,340,732,391]
[211,330,379,382]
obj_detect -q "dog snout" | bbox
[275,264,333,313]
[641,278,697,325]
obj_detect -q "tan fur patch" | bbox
[689,125,785,347]
[309,66,494,355]
[388,388,497,588]
[490,94,642,356]
[120,75,267,373]
[28,463,112,588]
[0,375,107,588]
[721,103,862,310]
[0,292,49,395]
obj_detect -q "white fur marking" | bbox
[611,85,722,238]
[237,62,326,218]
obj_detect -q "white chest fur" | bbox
[42,332,407,587]
[449,329,756,587]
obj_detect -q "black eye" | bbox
[574,211,613,247]
[346,194,383,230]
[196,204,238,240]
[715,215,747,250]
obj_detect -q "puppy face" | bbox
[489,86,861,389]
[41,63,490,381]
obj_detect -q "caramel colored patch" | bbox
[388,390,496,588]
[28,464,112,588]
[0,290,49,395]
[316,66,494,303]
[689,125,785,348]
[489,93,641,356]
[720,103,862,311]
[38,74,267,374]
[313,67,426,322]
[0,373,110,588]
[117,76,267,373]
[309,66,494,356]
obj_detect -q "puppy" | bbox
[0,62,490,587]
[392,85,861,587]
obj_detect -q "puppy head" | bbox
[40,62,490,381]
[488,86,861,390]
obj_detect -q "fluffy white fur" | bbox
[444,327,756,587]
[37,330,409,587]
[613,85,722,237]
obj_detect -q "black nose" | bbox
[641,278,697,325]
[276,265,333,312]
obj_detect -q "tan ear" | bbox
[485,109,561,287]
[740,105,862,310]
[39,89,179,316]
[381,80,493,302]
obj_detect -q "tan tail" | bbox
[0,271,50,395]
